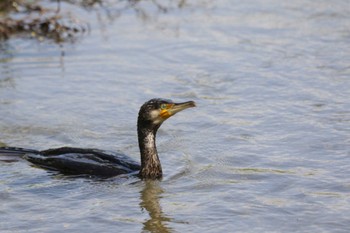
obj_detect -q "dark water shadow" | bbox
[140,180,173,233]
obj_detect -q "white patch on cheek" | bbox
[148,109,166,125]
[148,109,163,125]
[149,109,160,120]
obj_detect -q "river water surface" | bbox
[0,0,350,232]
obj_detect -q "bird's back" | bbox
[1,147,141,177]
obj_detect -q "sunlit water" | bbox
[1,0,350,232]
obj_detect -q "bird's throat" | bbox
[138,128,162,179]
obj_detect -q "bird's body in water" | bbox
[0,99,195,179]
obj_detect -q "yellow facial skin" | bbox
[158,101,196,121]
[159,104,174,119]
[151,101,195,125]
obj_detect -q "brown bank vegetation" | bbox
[0,0,87,42]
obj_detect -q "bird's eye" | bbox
[160,104,167,110]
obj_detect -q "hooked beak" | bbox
[167,101,196,116]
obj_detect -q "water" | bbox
[1,0,350,232]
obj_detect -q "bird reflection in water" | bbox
[140,180,172,233]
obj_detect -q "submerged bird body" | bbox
[0,99,195,179]
[1,147,141,177]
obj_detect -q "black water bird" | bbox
[0,99,196,179]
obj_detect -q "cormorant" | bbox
[0,98,196,179]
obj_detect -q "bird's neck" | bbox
[138,126,162,179]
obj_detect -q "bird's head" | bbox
[138,98,196,129]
